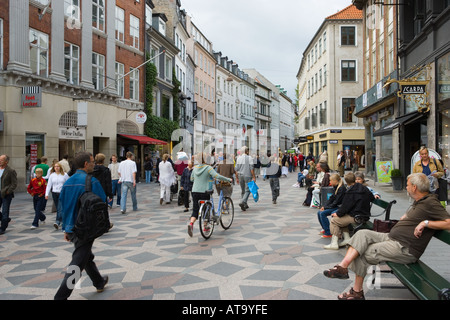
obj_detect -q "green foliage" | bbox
[390,169,402,177]
[172,68,181,123]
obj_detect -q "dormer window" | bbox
[152,14,167,37]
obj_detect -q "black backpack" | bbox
[73,174,110,242]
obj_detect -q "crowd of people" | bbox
[1,143,449,300]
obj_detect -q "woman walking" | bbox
[159,154,175,204]
[187,153,232,237]
[45,162,69,229]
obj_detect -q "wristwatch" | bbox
[424,220,429,227]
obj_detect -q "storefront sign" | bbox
[59,127,86,140]
[401,84,426,94]
[21,86,42,108]
[329,140,338,144]
[136,112,147,124]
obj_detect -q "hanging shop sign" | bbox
[383,64,431,113]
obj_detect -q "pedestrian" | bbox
[118,152,138,214]
[215,153,238,198]
[59,154,71,174]
[317,173,346,238]
[266,155,281,204]
[93,153,113,205]
[54,151,108,300]
[187,152,232,237]
[27,168,47,229]
[45,162,69,229]
[108,154,121,207]
[180,161,194,212]
[159,154,176,205]
[323,173,450,300]
[0,154,18,235]
[337,151,345,177]
[34,156,50,179]
[144,156,153,183]
[235,146,256,211]
[324,172,375,250]
[351,151,360,173]
[311,162,331,208]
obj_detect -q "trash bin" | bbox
[320,187,334,206]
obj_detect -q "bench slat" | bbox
[434,230,450,246]
[387,261,450,300]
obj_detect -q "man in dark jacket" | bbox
[0,155,18,234]
[324,172,374,250]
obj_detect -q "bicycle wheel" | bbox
[199,202,214,239]
[220,197,234,230]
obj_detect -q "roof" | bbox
[326,4,362,20]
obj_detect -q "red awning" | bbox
[118,134,168,145]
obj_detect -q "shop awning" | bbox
[373,112,426,137]
[118,134,168,145]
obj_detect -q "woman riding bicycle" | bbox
[187,152,232,237]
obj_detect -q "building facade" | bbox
[0,0,147,190]
[296,4,365,170]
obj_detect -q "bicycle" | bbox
[198,183,234,240]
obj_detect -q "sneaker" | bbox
[121,210,126,214]
[30,225,38,230]
[321,234,332,238]
[239,202,246,211]
[96,276,109,293]
[187,223,193,237]
[53,223,59,230]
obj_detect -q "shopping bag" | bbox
[247,180,259,202]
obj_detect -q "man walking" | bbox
[118,151,138,214]
[0,155,18,235]
[235,147,256,211]
[54,151,108,300]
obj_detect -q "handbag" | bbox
[373,219,399,233]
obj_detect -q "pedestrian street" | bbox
[0,172,417,300]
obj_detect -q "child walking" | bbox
[27,167,47,229]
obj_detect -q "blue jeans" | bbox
[0,194,13,231]
[32,195,46,227]
[110,179,121,206]
[120,181,137,212]
[297,173,305,186]
[317,208,338,236]
[145,170,152,183]
[52,192,62,225]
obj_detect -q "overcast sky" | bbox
[181,0,353,101]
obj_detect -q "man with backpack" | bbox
[54,151,109,300]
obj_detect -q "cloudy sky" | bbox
[181,0,353,101]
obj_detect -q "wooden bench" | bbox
[350,198,450,300]
[385,230,450,300]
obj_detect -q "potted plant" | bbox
[390,169,403,190]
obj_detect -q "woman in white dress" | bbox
[158,154,175,204]
[45,162,69,229]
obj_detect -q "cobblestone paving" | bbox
[0,172,422,300]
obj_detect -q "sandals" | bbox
[338,287,365,300]
[323,265,349,279]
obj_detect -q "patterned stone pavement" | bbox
[1,171,447,301]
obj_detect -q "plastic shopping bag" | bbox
[247,180,259,202]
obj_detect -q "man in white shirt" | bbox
[108,154,121,207]
[118,152,137,214]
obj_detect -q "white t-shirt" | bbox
[118,159,137,182]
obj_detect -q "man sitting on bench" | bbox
[322,173,450,300]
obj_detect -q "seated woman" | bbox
[311,162,331,208]
[324,172,375,250]
[317,173,346,238]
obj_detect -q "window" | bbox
[323,64,327,86]
[64,0,80,20]
[129,68,139,101]
[165,56,172,81]
[323,32,327,51]
[92,53,105,90]
[115,6,124,42]
[29,29,49,77]
[92,0,105,32]
[341,60,356,81]
[115,62,124,97]
[341,26,356,45]
[320,101,327,125]
[342,98,356,123]
[145,4,152,27]
[64,42,79,85]
[130,15,140,50]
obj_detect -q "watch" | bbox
[424,220,429,227]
